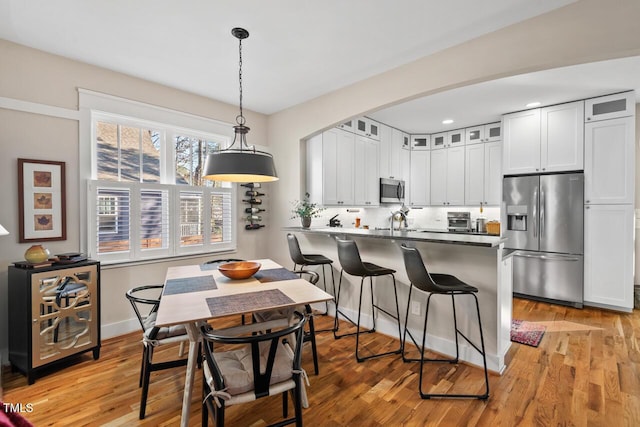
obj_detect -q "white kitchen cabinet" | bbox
[400,137,411,183]
[484,140,502,205]
[306,128,355,206]
[409,149,430,206]
[387,128,406,180]
[355,117,380,140]
[337,119,354,132]
[430,145,464,206]
[354,135,380,206]
[411,134,430,150]
[584,204,634,311]
[402,132,411,150]
[465,140,502,206]
[431,132,447,150]
[465,143,485,206]
[378,123,391,178]
[541,101,584,173]
[484,122,502,143]
[466,122,501,145]
[503,101,583,175]
[502,108,541,175]
[584,116,635,205]
[585,91,634,122]
[447,129,465,147]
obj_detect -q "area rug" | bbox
[511,319,546,347]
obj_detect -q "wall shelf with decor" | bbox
[242,183,265,230]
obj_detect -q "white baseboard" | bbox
[101,318,140,340]
[331,304,505,373]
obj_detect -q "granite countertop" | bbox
[284,226,505,248]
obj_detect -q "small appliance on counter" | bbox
[447,212,471,232]
[476,217,487,233]
[328,214,341,227]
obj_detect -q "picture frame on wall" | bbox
[18,158,67,242]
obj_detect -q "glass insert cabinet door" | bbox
[31,264,99,368]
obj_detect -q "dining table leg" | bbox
[180,322,201,427]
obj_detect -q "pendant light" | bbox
[203,27,278,183]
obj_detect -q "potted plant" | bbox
[291,192,323,228]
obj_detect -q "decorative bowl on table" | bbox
[218,261,261,280]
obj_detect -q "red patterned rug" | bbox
[511,319,546,347]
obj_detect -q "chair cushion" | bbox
[429,273,478,293]
[362,261,396,276]
[213,341,294,395]
[143,312,187,340]
[301,254,333,265]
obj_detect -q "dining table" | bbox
[154,258,334,427]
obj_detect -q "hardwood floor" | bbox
[3,297,640,426]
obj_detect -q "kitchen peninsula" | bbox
[285,226,512,373]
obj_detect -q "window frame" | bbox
[79,89,238,265]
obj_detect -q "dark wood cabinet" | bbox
[8,260,101,384]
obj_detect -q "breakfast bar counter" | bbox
[283,226,512,373]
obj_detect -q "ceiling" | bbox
[1,0,637,134]
[369,56,640,134]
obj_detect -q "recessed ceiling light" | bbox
[442,119,454,125]
[526,102,541,108]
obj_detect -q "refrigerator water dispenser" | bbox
[507,205,528,231]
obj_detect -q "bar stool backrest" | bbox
[336,238,369,277]
[287,233,307,265]
[400,245,441,293]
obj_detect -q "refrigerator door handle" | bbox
[532,188,538,238]
[540,189,545,237]
[513,251,581,262]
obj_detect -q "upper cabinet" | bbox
[355,117,380,140]
[431,132,447,150]
[465,140,502,206]
[540,101,584,172]
[431,130,464,149]
[502,100,584,175]
[337,119,354,132]
[585,91,634,122]
[354,135,380,207]
[411,134,430,150]
[409,150,430,206]
[466,122,501,145]
[430,145,465,206]
[306,128,355,206]
[584,116,635,205]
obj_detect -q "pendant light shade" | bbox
[203,27,278,183]
[203,150,278,183]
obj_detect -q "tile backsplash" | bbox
[315,205,500,230]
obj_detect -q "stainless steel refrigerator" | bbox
[502,172,584,308]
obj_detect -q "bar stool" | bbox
[287,233,335,316]
[333,238,402,362]
[400,244,489,400]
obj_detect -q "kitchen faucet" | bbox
[390,204,410,231]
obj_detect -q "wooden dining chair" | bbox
[200,312,307,427]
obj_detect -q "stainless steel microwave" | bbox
[380,178,405,204]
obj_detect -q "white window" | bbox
[80,91,237,264]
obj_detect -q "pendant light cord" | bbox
[237,36,245,126]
